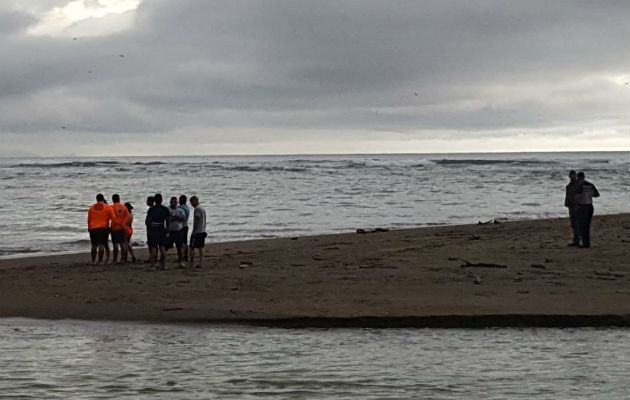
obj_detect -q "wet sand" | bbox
[1,214,628,327]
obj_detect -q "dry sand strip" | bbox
[1,214,628,328]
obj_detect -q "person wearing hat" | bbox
[124,202,137,262]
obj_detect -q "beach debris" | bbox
[163,307,183,312]
[461,260,507,269]
[474,275,482,284]
[544,258,554,263]
[356,227,390,234]
[516,290,529,294]
[477,218,508,225]
[447,257,459,261]
[470,234,481,240]
[530,264,546,269]
[359,265,397,269]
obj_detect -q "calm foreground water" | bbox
[0,152,628,257]
[0,319,628,399]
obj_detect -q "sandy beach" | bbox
[1,214,628,327]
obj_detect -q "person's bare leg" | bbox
[104,245,110,264]
[159,247,167,269]
[195,248,203,268]
[176,247,184,267]
[112,243,119,264]
[145,242,151,263]
[91,245,97,264]
[97,245,105,264]
[149,248,157,269]
[127,239,136,262]
[189,247,195,268]
[121,242,128,263]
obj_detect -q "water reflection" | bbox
[1,319,628,399]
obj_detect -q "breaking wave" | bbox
[432,159,558,166]
[12,161,121,168]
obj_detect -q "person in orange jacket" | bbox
[110,194,130,264]
[88,193,115,265]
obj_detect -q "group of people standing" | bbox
[87,193,207,269]
[87,194,136,265]
[565,171,600,248]
[85,171,597,268]
[144,193,207,270]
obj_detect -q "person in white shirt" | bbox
[189,196,207,268]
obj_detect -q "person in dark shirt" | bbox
[564,170,579,247]
[146,193,170,269]
[574,172,600,248]
[144,195,155,263]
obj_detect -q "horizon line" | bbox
[2,149,628,159]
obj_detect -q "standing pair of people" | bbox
[145,193,207,269]
[565,171,600,248]
[166,196,188,268]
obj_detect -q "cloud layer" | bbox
[1,0,628,155]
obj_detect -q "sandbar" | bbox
[1,214,628,327]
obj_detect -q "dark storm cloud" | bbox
[0,0,628,154]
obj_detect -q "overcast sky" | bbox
[1,0,628,156]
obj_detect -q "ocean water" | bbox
[0,319,628,399]
[0,152,627,256]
